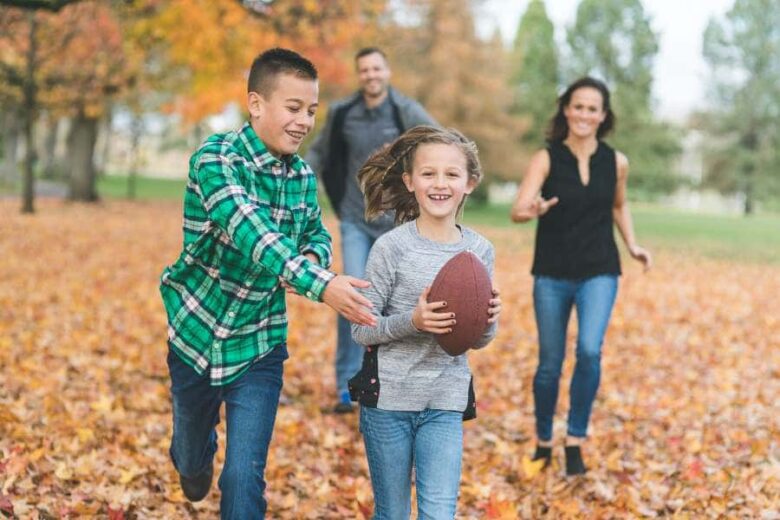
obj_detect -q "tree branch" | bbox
[0,0,84,11]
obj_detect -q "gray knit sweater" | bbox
[350,221,496,414]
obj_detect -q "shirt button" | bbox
[228,311,236,317]
[214,344,220,350]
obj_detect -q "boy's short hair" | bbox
[247,48,318,97]
[354,46,387,62]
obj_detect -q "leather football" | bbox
[427,251,492,356]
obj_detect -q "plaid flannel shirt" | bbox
[160,123,334,385]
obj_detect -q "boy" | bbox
[159,48,376,519]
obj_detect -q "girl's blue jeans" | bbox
[360,406,463,519]
[532,274,618,441]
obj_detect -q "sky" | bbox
[478,0,735,120]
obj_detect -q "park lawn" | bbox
[97,174,186,200]
[95,175,779,264]
[463,202,780,265]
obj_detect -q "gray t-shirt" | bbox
[351,221,497,413]
[339,97,399,237]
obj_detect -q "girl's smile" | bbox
[403,143,475,225]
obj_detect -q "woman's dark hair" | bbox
[546,76,615,142]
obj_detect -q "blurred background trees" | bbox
[0,0,777,215]
[700,0,780,214]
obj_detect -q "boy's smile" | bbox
[249,73,319,158]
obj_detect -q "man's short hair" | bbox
[354,47,387,62]
[247,48,318,97]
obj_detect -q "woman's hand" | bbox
[530,195,559,218]
[412,287,456,334]
[628,244,652,271]
[487,286,502,324]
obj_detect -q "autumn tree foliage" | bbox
[380,0,527,184]
[0,1,127,208]
[141,0,386,125]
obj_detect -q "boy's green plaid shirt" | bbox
[160,123,334,385]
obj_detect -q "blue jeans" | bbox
[168,344,288,519]
[336,220,376,395]
[360,406,463,519]
[532,275,618,441]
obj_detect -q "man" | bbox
[307,47,436,413]
[159,48,376,519]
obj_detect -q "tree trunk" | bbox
[40,113,60,179]
[127,114,142,199]
[743,174,754,215]
[21,10,38,214]
[96,105,112,178]
[1,108,20,183]
[67,108,99,202]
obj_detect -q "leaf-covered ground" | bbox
[1,200,778,519]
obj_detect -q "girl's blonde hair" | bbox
[358,126,483,225]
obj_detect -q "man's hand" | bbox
[322,275,377,326]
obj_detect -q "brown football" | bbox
[427,251,492,356]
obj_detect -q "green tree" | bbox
[701,0,780,214]
[386,0,526,183]
[510,0,558,150]
[566,0,680,197]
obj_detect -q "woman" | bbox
[510,77,651,475]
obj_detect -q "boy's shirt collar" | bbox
[237,121,304,172]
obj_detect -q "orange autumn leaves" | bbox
[1,200,779,518]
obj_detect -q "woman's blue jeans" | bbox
[532,274,618,441]
[360,406,463,519]
[168,344,288,519]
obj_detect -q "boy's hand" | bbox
[487,286,502,324]
[412,286,455,334]
[322,275,377,326]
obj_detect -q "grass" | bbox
[463,201,780,264]
[97,175,186,200]
[12,174,777,264]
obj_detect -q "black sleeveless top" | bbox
[531,140,621,279]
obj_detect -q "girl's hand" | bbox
[412,286,456,334]
[487,286,502,324]
[629,244,652,271]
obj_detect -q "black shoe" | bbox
[532,445,552,469]
[332,391,354,414]
[565,445,587,476]
[180,462,213,502]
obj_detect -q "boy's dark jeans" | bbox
[168,344,288,519]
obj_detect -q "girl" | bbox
[349,126,502,518]
[510,77,652,475]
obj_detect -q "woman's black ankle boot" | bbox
[565,445,587,475]
[532,445,552,468]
